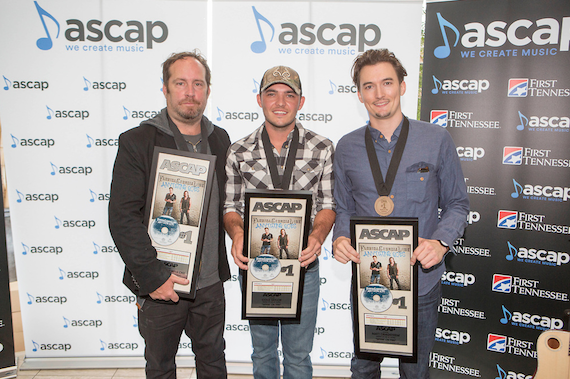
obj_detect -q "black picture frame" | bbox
[144,147,216,299]
[350,217,419,360]
[242,189,313,320]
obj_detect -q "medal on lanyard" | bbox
[261,125,299,190]
[364,117,409,216]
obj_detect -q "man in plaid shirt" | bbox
[224,65,335,379]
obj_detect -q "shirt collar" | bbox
[366,115,404,142]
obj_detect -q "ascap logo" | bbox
[511,179,570,202]
[431,75,489,94]
[431,11,570,59]
[160,159,206,175]
[50,162,93,176]
[318,347,354,359]
[63,317,102,328]
[515,110,570,131]
[46,106,89,120]
[54,217,96,229]
[16,190,59,203]
[10,135,54,148]
[496,364,532,379]
[321,298,350,311]
[21,243,63,255]
[249,6,380,55]
[96,292,136,304]
[215,107,259,122]
[100,340,139,351]
[27,293,67,305]
[252,202,302,213]
[58,268,99,280]
[86,135,118,148]
[2,75,48,91]
[92,242,118,254]
[456,147,485,161]
[32,340,71,352]
[225,324,250,332]
[32,1,168,51]
[499,305,563,330]
[441,271,475,287]
[435,328,471,345]
[359,229,410,240]
[506,241,569,267]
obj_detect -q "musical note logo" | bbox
[499,305,512,324]
[34,1,60,51]
[250,6,274,53]
[27,293,34,305]
[510,179,523,198]
[88,189,97,204]
[93,241,101,254]
[495,364,507,379]
[63,316,70,328]
[50,162,58,175]
[328,80,337,95]
[433,12,459,59]
[516,111,528,131]
[3,75,11,90]
[46,105,54,120]
[58,267,66,280]
[506,241,517,261]
[431,75,442,94]
[122,106,130,120]
[132,315,138,327]
[252,78,260,94]
[83,76,91,91]
[22,243,30,255]
[322,247,330,260]
[319,347,327,359]
[216,107,224,122]
[321,298,329,311]
[100,339,106,351]
[10,134,19,148]
[54,216,62,229]
[32,340,39,352]
[96,292,104,304]
[16,189,24,203]
[86,134,94,148]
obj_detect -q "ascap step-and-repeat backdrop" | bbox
[0,0,422,372]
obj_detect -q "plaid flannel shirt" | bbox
[224,122,335,222]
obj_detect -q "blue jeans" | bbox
[350,282,442,379]
[249,261,319,379]
[260,245,271,255]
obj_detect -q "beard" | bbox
[174,100,205,121]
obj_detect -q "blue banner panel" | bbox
[422,0,570,377]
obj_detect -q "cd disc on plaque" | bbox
[250,254,281,281]
[360,284,393,313]
[150,216,180,246]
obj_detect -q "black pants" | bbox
[138,281,227,379]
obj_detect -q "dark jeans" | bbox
[138,281,227,379]
[351,282,442,378]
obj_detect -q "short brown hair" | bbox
[351,49,407,89]
[162,50,211,89]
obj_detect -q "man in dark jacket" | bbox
[109,51,230,379]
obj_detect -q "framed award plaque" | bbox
[144,147,216,299]
[350,217,418,360]
[242,189,312,320]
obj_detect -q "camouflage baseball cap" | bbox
[259,66,302,96]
